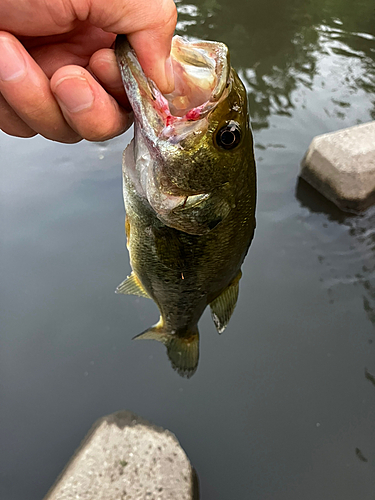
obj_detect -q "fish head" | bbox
[116,35,253,234]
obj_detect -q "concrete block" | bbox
[300,121,375,212]
[44,411,199,500]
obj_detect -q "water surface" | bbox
[1,0,375,498]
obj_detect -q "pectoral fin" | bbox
[159,184,234,235]
[210,271,242,334]
[115,272,150,298]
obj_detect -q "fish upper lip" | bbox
[115,35,230,138]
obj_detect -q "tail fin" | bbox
[133,320,199,378]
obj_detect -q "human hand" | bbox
[0,0,177,143]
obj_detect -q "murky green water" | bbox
[1,0,375,498]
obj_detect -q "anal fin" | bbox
[210,270,242,334]
[115,272,150,298]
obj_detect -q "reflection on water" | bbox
[176,0,375,130]
[355,447,368,463]
[297,179,375,331]
[365,368,375,386]
[1,1,375,499]
[296,179,375,483]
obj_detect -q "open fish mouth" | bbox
[116,35,236,232]
[115,35,230,143]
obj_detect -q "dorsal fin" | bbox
[209,270,242,334]
[115,272,150,298]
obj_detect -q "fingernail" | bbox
[54,76,94,113]
[0,37,27,82]
[164,57,175,93]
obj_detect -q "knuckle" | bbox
[41,125,82,143]
[24,95,53,120]
[0,95,37,137]
[84,116,129,142]
[85,126,120,142]
[146,0,177,33]
[0,124,36,138]
[0,31,17,43]
[41,123,82,143]
[160,3,178,32]
[167,2,178,27]
[56,135,82,144]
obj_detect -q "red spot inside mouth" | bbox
[185,108,202,120]
[152,93,178,126]
[166,115,177,127]
[152,90,205,128]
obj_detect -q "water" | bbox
[1,0,375,498]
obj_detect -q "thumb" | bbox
[128,26,175,94]
[87,0,177,94]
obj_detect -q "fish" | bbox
[115,35,256,377]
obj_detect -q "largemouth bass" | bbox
[115,35,256,377]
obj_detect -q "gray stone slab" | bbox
[44,411,199,500]
[300,121,375,212]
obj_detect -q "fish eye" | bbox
[215,121,241,150]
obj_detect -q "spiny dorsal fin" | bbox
[115,272,150,298]
[133,319,199,378]
[209,270,242,334]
